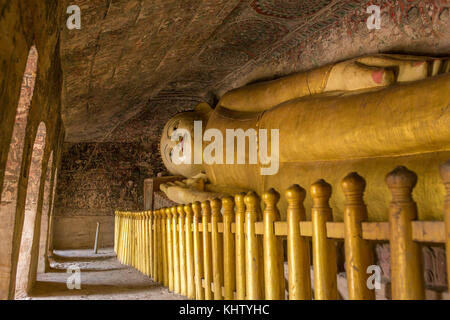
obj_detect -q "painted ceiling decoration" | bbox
[61,0,448,143]
[250,0,333,20]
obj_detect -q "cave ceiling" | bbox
[61,0,372,142]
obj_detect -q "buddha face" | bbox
[160,111,206,178]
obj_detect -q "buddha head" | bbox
[160,103,212,178]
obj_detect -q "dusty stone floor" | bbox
[22,248,187,300]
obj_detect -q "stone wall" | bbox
[53,141,167,249]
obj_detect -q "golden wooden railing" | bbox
[114,161,450,300]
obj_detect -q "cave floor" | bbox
[24,248,187,300]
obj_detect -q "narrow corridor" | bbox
[23,248,186,300]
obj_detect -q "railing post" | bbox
[154,210,160,282]
[285,185,311,300]
[387,166,425,300]
[162,209,169,286]
[128,212,133,267]
[244,191,265,300]
[149,210,154,279]
[158,209,164,282]
[132,212,137,268]
[311,179,338,300]
[201,200,213,300]
[211,199,224,300]
[130,213,134,267]
[114,211,118,254]
[133,212,139,270]
[139,213,144,273]
[192,202,205,300]
[262,189,285,300]
[138,213,142,271]
[222,196,236,300]
[127,212,132,266]
[166,208,174,292]
[172,207,181,294]
[234,193,246,300]
[120,211,128,265]
[129,212,134,266]
[122,212,129,265]
[184,204,196,299]
[177,205,187,296]
[144,211,151,277]
[137,212,142,272]
[156,209,164,283]
[440,160,450,291]
[342,173,374,300]
[116,212,121,261]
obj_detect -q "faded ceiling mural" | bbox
[61,0,450,143]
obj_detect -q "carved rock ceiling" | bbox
[60,0,401,142]
[60,0,374,142]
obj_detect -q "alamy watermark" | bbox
[367,5,381,30]
[170,121,279,176]
[367,265,382,290]
[66,5,81,30]
[66,265,81,290]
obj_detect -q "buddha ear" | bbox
[194,102,213,120]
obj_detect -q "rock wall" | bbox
[53,141,167,249]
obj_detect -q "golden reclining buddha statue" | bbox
[159,54,450,222]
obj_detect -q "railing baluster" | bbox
[286,185,311,300]
[244,191,265,300]
[166,208,174,292]
[128,212,133,267]
[162,209,169,286]
[172,207,181,293]
[124,213,129,265]
[262,189,285,300]
[387,166,425,300]
[114,211,118,254]
[222,196,236,300]
[311,179,338,300]
[149,210,154,279]
[192,202,205,300]
[342,173,374,300]
[152,210,158,282]
[440,160,450,292]
[184,204,196,299]
[177,205,187,295]
[156,210,162,282]
[211,199,224,300]
[132,213,137,268]
[201,200,213,300]
[137,212,142,272]
[144,211,151,277]
[234,194,246,300]
[157,210,163,282]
